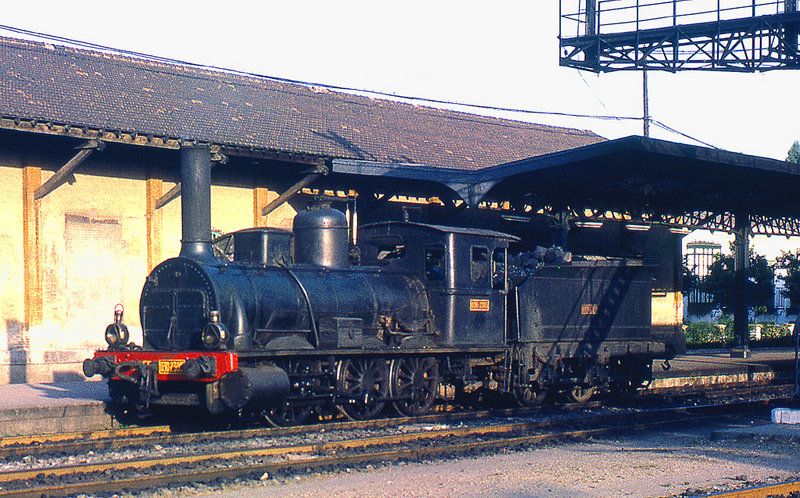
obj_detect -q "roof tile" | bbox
[0,36,604,169]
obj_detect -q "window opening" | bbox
[471,246,490,283]
[492,248,506,290]
[212,234,234,262]
[425,245,446,281]
[377,244,406,260]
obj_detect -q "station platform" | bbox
[650,348,797,389]
[0,348,796,439]
[0,381,114,438]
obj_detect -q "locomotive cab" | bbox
[358,222,518,346]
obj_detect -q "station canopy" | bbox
[330,135,800,236]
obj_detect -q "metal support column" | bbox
[794,315,800,400]
[643,70,650,137]
[787,0,799,60]
[586,0,597,35]
[731,211,751,358]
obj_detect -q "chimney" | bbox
[179,145,216,263]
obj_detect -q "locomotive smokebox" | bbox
[293,203,349,268]
[178,145,216,264]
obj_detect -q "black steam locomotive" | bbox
[83,147,684,424]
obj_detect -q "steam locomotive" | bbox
[83,147,684,425]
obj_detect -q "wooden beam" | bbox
[22,166,42,330]
[253,187,271,227]
[34,140,104,200]
[146,178,163,271]
[155,183,181,210]
[261,173,322,217]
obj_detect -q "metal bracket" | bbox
[210,145,228,165]
[449,181,497,208]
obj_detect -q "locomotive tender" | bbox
[83,146,684,424]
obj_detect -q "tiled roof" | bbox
[0,36,605,170]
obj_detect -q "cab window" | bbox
[492,248,506,290]
[377,243,405,260]
[425,245,446,281]
[471,246,489,283]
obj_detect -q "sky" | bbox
[2,0,800,257]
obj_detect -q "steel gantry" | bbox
[560,0,800,72]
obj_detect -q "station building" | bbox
[0,36,609,383]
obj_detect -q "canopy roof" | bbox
[332,136,800,235]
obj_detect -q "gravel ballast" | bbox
[162,415,800,498]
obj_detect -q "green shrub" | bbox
[684,319,795,348]
[684,321,730,346]
[758,323,792,339]
[754,323,795,347]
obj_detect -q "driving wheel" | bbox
[514,383,548,407]
[336,357,389,420]
[390,356,440,416]
[567,384,595,403]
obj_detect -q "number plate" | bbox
[469,299,490,312]
[581,304,599,316]
[158,359,185,375]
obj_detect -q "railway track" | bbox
[713,480,800,497]
[0,402,604,459]
[0,387,789,497]
[0,380,787,460]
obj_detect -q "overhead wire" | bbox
[650,120,720,149]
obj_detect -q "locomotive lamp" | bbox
[202,310,228,349]
[104,304,130,348]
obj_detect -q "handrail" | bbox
[560,0,790,38]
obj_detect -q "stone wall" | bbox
[0,149,295,384]
[0,165,25,383]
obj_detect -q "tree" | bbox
[681,263,700,296]
[700,251,775,312]
[788,140,800,164]
[777,250,800,308]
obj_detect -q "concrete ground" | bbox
[172,414,800,498]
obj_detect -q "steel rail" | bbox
[0,413,617,484]
[0,381,787,459]
[0,402,607,458]
[709,480,800,497]
[646,382,793,397]
[0,425,173,449]
[0,428,634,498]
[0,398,780,497]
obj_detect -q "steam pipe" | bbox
[179,145,216,264]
